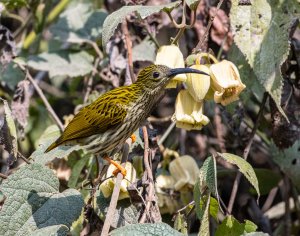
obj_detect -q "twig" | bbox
[121,20,136,83]
[17,151,31,164]
[158,122,176,146]
[148,115,172,123]
[193,0,225,53]
[101,138,132,236]
[177,200,194,213]
[227,92,268,214]
[84,57,101,103]
[0,173,8,179]
[139,126,154,223]
[21,67,64,131]
[262,186,279,212]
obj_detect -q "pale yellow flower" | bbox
[155,45,186,88]
[169,155,200,191]
[210,60,246,105]
[173,90,210,131]
[100,161,136,200]
[186,64,211,102]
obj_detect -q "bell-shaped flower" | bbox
[173,90,210,131]
[210,60,246,105]
[154,45,186,88]
[169,155,200,191]
[100,161,136,200]
[186,64,211,102]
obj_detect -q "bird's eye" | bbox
[153,71,160,78]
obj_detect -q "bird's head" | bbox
[136,64,209,89]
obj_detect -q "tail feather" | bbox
[45,137,63,153]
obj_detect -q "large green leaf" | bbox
[0,62,24,90]
[0,164,84,235]
[230,0,300,118]
[199,156,218,197]
[30,125,83,165]
[218,153,260,198]
[102,1,181,46]
[132,38,156,62]
[30,225,69,236]
[271,141,300,190]
[27,51,94,78]
[198,195,210,236]
[110,222,183,236]
[95,191,139,228]
[50,3,107,43]
[215,216,257,236]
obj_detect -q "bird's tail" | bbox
[45,137,63,153]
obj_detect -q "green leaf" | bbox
[174,213,188,235]
[132,38,156,62]
[271,141,300,190]
[95,191,139,228]
[218,153,260,197]
[27,51,94,78]
[0,62,24,90]
[186,0,200,10]
[0,98,18,160]
[30,125,83,165]
[110,222,183,236]
[230,0,300,119]
[199,156,218,197]
[209,196,219,221]
[102,1,181,46]
[68,154,91,188]
[198,195,210,236]
[1,0,28,9]
[215,215,257,236]
[0,164,84,235]
[50,3,107,43]
[30,225,69,236]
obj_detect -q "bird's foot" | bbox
[130,134,137,143]
[103,156,127,177]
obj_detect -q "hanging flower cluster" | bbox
[154,45,246,131]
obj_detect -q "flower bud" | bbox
[210,60,246,105]
[100,161,136,200]
[155,45,186,88]
[173,90,210,131]
[186,64,211,102]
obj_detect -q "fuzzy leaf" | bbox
[230,0,300,119]
[271,141,300,190]
[218,153,260,197]
[199,156,218,197]
[95,191,139,228]
[215,216,257,236]
[174,213,188,235]
[132,38,156,62]
[0,164,84,236]
[30,225,69,236]
[110,222,183,236]
[102,1,181,46]
[30,125,83,165]
[27,51,94,78]
[0,62,24,89]
[198,195,210,236]
[50,3,107,43]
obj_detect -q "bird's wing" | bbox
[45,88,132,152]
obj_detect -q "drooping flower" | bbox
[154,45,186,88]
[210,60,246,105]
[173,90,210,131]
[185,64,211,102]
[100,161,136,200]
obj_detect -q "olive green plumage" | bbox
[45,65,207,154]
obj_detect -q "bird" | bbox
[45,65,208,176]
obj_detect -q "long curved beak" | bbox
[168,67,209,77]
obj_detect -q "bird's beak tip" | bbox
[168,68,209,77]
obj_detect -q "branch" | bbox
[193,0,225,53]
[101,138,132,236]
[122,20,136,83]
[22,67,64,131]
[0,173,8,179]
[227,92,268,214]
